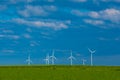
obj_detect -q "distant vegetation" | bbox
[0,65,119,80]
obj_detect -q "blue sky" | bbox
[0,0,120,65]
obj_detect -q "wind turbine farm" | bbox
[40,49,93,65]
[0,38,118,80]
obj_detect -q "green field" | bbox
[0,65,119,80]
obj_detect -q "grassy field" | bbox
[0,65,119,80]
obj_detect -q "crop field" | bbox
[0,65,119,80]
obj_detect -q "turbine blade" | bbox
[93,50,96,53]
[88,48,92,53]
[68,57,71,60]
[50,56,53,58]
[26,59,28,62]
[72,56,76,60]
[53,56,57,59]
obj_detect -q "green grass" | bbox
[0,65,119,80]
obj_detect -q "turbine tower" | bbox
[82,59,86,65]
[50,50,56,65]
[88,48,96,66]
[68,50,76,65]
[26,54,32,65]
[44,53,50,65]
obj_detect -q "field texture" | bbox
[0,66,119,80]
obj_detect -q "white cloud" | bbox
[27,0,33,2]
[43,5,57,11]
[89,11,100,18]
[72,0,87,2]
[98,37,120,41]
[2,30,14,34]
[41,32,50,36]
[71,0,120,3]
[89,8,120,24]
[0,35,5,38]
[100,9,120,23]
[42,36,52,39]
[115,37,120,41]
[8,35,20,40]
[72,8,120,28]
[0,34,20,40]
[18,5,57,17]
[47,0,54,2]
[1,50,15,53]
[71,10,85,16]
[30,41,40,47]
[13,18,68,30]
[101,0,120,2]
[23,34,31,39]
[72,8,120,24]
[10,0,33,4]
[84,19,104,25]
[98,37,109,41]
[19,5,48,17]
[0,5,7,11]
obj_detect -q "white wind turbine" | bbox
[26,54,32,65]
[44,53,50,65]
[68,50,76,65]
[50,50,57,65]
[82,59,86,65]
[88,48,96,66]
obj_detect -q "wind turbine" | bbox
[88,48,96,66]
[26,54,32,65]
[82,59,86,65]
[68,50,76,65]
[50,50,57,65]
[44,53,50,65]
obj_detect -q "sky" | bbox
[0,0,120,66]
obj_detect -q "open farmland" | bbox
[0,65,119,80]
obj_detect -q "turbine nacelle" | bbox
[26,59,32,63]
[82,59,87,62]
[68,56,76,60]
